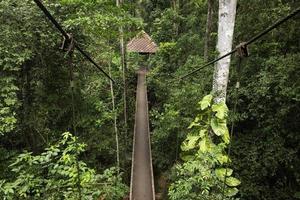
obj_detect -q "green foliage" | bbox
[0,78,19,135]
[0,1,137,197]
[148,39,213,175]
[0,0,33,135]
[0,132,128,199]
[230,53,300,200]
[1,0,300,199]
[146,1,300,199]
[168,95,240,200]
[150,104,183,170]
[60,0,143,44]
[152,8,182,42]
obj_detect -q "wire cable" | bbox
[33,0,114,83]
[179,7,300,80]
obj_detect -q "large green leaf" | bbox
[226,187,239,197]
[215,168,233,180]
[225,177,241,187]
[198,95,212,110]
[198,137,213,153]
[212,102,228,119]
[216,154,230,164]
[211,118,228,136]
[181,135,200,151]
[222,129,230,144]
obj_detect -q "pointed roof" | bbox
[127,31,158,54]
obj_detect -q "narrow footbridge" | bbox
[130,68,155,200]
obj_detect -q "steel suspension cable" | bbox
[33,0,114,83]
[179,7,300,80]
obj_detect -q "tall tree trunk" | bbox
[212,0,237,103]
[171,0,179,38]
[117,0,128,142]
[108,59,120,172]
[204,0,213,61]
[21,62,37,152]
[136,0,143,17]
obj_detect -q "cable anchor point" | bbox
[236,42,249,58]
[60,33,75,57]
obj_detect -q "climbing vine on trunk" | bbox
[168,94,240,200]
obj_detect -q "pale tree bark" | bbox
[117,0,128,142]
[108,59,120,172]
[212,0,237,103]
[171,0,179,38]
[204,0,213,61]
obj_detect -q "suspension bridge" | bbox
[130,68,155,200]
[31,0,300,199]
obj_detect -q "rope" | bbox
[32,0,115,83]
[178,7,300,80]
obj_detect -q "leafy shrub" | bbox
[168,95,240,200]
[0,132,128,200]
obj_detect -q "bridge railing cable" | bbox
[33,0,115,83]
[178,7,300,80]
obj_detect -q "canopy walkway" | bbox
[29,2,300,199]
[130,68,155,200]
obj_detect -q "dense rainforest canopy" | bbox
[0,0,299,199]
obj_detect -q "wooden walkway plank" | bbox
[130,68,155,200]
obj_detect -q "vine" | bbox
[169,94,240,200]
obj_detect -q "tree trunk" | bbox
[171,0,179,38]
[117,0,128,142]
[212,0,237,103]
[108,59,120,172]
[21,62,37,152]
[204,0,213,61]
